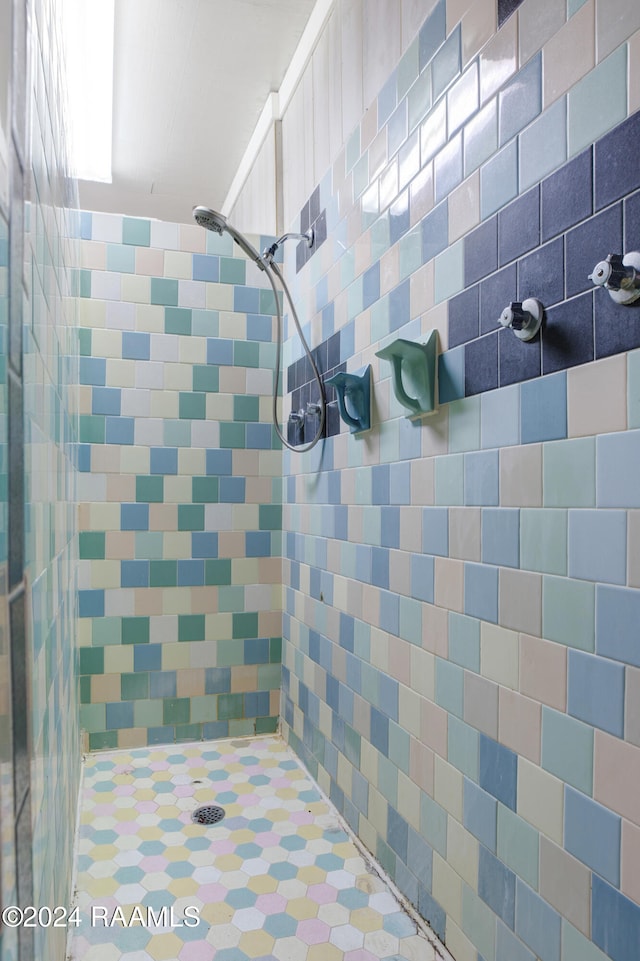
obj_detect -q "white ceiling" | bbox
[79,0,316,224]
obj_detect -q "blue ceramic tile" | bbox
[421,200,449,263]
[595,111,640,210]
[378,71,398,128]
[481,141,519,219]
[418,0,446,71]
[481,382,520,447]
[499,327,542,387]
[422,507,449,556]
[206,449,233,475]
[482,508,520,567]
[515,879,561,961]
[390,191,410,245]
[122,331,151,360]
[419,889,446,942]
[465,562,499,622]
[121,561,149,588]
[381,506,400,549]
[568,509,626,584]
[387,806,409,863]
[134,645,161,672]
[363,262,380,309]
[596,431,640,507]
[480,264,517,335]
[448,612,480,672]
[463,778,497,851]
[596,584,640,668]
[434,133,463,204]
[192,533,219,558]
[542,292,594,375]
[150,447,178,475]
[372,464,390,505]
[389,462,411,504]
[464,97,498,177]
[92,386,121,416]
[465,332,499,396]
[625,189,640,252]
[207,338,234,365]
[106,702,134,730]
[592,874,640,961]
[595,281,640,359]
[519,97,568,193]
[448,714,479,779]
[498,0,525,26]
[410,553,434,603]
[432,26,461,100]
[370,706,389,756]
[192,254,220,283]
[541,148,593,242]
[518,237,564,306]
[479,734,517,810]
[121,503,149,531]
[438,346,466,403]
[464,216,498,287]
[520,371,567,444]
[498,187,540,267]
[388,100,408,157]
[435,658,464,717]
[80,356,106,386]
[496,919,536,961]
[234,286,260,313]
[448,286,479,348]
[565,203,622,298]
[407,827,433,889]
[499,54,542,146]
[389,279,410,331]
[177,560,204,585]
[371,547,390,589]
[106,417,134,445]
[479,846,516,929]
[247,314,272,342]
[565,786,621,885]
[568,649,625,736]
[464,450,499,505]
[219,477,246,502]
[379,590,400,635]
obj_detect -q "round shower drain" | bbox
[192,804,226,825]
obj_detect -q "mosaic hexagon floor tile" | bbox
[68,736,450,961]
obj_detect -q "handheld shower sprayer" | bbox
[192,205,325,453]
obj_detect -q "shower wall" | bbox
[77,215,283,749]
[2,0,81,960]
[231,2,640,961]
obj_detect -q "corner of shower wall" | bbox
[76,212,283,751]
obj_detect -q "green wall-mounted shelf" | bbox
[325,365,372,434]
[375,330,438,418]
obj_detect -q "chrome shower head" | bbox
[192,205,265,270]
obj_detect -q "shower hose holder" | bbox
[589,252,640,305]
[325,365,372,434]
[375,330,438,419]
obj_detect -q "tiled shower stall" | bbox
[1,1,640,961]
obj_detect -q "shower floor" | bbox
[68,735,449,961]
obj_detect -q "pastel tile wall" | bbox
[243,2,640,961]
[77,216,284,750]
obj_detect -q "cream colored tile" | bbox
[500,444,542,506]
[397,770,422,831]
[445,918,477,961]
[480,11,518,103]
[481,622,519,689]
[380,245,400,296]
[135,246,164,276]
[567,353,627,437]
[399,505,424,552]
[423,603,449,657]
[121,275,150,304]
[517,756,564,844]
[519,0,567,66]
[411,647,436,700]
[628,511,640,588]
[449,506,481,561]
[402,0,439,50]
[434,556,464,612]
[420,696,448,758]
[499,687,541,764]
[82,241,106,270]
[519,633,567,711]
[434,757,464,823]
[447,0,475,32]
[630,29,640,112]
[594,730,640,826]
[410,260,435,318]
[433,851,463,926]
[117,728,147,750]
[447,816,479,889]
[499,568,542,636]
[448,171,481,243]
[597,0,640,61]
[179,224,206,252]
[462,0,497,66]
[543,0,595,108]
[399,687,422,737]
[539,837,591,936]
[91,674,120,702]
[410,162,434,227]
[410,737,435,793]
[464,672,498,739]
[423,302,449,351]
[621,819,640,904]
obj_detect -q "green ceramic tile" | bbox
[408,63,431,132]
[192,477,219,503]
[80,414,105,444]
[255,716,278,734]
[79,647,104,675]
[193,365,219,393]
[220,422,245,448]
[346,126,361,173]
[520,509,567,575]
[261,343,278,369]
[79,531,105,559]
[165,307,192,336]
[121,617,150,645]
[448,715,479,779]
[399,596,422,646]
[135,532,164,559]
[80,675,91,704]
[163,697,190,725]
[234,395,260,422]
[164,420,192,447]
[543,437,596,507]
[257,665,281,692]
[497,805,539,889]
[421,794,448,858]
[628,350,640,428]
[204,559,232,585]
[220,590,246,616]
[149,561,178,588]
[435,658,464,718]
[150,277,179,306]
[121,672,149,700]
[376,837,397,880]
[371,214,391,262]
[388,723,410,775]
[176,723,202,742]
[344,723,362,768]
[379,419,401,464]
[448,612,481,672]
[462,885,496,961]
[347,276,364,322]
[568,45,627,157]
[106,244,135,273]
[259,289,281,317]
[229,719,256,737]
[92,618,122,647]
[434,239,464,304]
[178,505,205,531]
[398,37,419,100]
[216,639,246,667]
[80,269,91,298]
[80,703,105,732]
[269,637,282,663]
[259,505,282,530]
[371,296,391,343]
[480,141,518,219]
[191,696,218,723]
[562,920,612,961]
[567,0,588,13]
[179,391,206,420]
[233,611,258,639]
[377,755,399,807]
[192,308,219,337]
[220,256,246,285]
[541,705,594,795]
[89,731,118,750]
[79,327,92,356]
[399,226,423,280]
[136,475,164,503]
[233,341,260,368]
[542,575,595,651]
[435,453,465,505]
[123,217,150,246]
[178,614,205,642]
[520,97,567,192]
[133,699,163,728]
[449,395,481,453]
[218,693,244,720]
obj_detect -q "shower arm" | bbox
[263,228,313,263]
